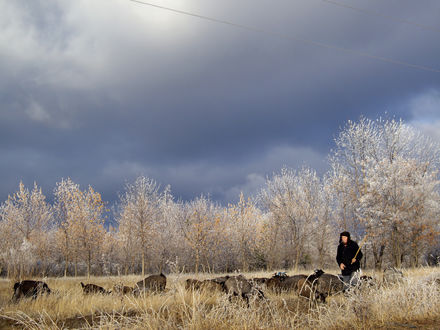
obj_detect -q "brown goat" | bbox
[252,277,269,285]
[185,278,203,290]
[280,275,308,292]
[210,276,230,285]
[265,274,308,293]
[316,273,345,296]
[113,283,134,295]
[296,269,326,303]
[80,282,109,295]
[134,273,166,296]
[265,273,288,293]
[12,280,51,302]
[223,275,265,305]
[185,278,223,291]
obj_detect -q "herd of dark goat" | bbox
[185,270,375,304]
[11,270,377,304]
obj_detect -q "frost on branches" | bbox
[0,117,439,277]
[330,117,440,269]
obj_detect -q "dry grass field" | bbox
[0,268,439,329]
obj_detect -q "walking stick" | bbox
[351,234,368,264]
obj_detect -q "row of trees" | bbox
[1,118,439,278]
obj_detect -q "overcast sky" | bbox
[1,0,439,206]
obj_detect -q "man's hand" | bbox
[340,263,345,270]
[351,258,357,264]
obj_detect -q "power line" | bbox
[127,0,440,74]
[321,0,440,33]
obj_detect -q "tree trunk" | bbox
[317,238,325,268]
[195,249,200,274]
[373,244,385,270]
[318,247,324,269]
[142,251,145,278]
[294,246,301,272]
[268,225,279,270]
[241,241,248,272]
[19,260,23,281]
[392,239,402,268]
[13,263,18,280]
[64,232,69,277]
[130,255,134,275]
[64,255,69,277]
[410,243,420,268]
[87,249,91,278]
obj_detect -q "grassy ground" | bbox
[0,268,439,329]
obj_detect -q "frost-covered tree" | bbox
[54,179,105,277]
[115,203,138,275]
[261,167,323,270]
[116,176,163,277]
[71,186,106,278]
[0,204,22,277]
[315,175,337,268]
[149,189,186,273]
[253,212,277,270]
[330,117,440,269]
[359,157,440,267]
[0,182,52,278]
[54,178,79,276]
[226,192,261,272]
[179,195,222,273]
[329,117,379,237]
[101,226,119,276]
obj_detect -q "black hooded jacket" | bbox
[336,232,363,276]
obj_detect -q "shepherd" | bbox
[336,231,363,290]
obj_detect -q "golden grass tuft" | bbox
[0,268,439,329]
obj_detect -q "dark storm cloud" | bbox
[1,0,439,205]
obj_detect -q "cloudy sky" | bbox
[1,0,439,206]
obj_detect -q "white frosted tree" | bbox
[54,178,79,276]
[0,181,52,278]
[329,117,379,237]
[116,176,163,277]
[261,167,322,270]
[115,205,139,275]
[101,226,119,276]
[179,195,222,274]
[0,203,22,278]
[54,178,105,277]
[149,188,185,272]
[330,117,440,269]
[253,212,279,270]
[315,175,337,268]
[70,185,106,278]
[226,192,261,272]
[359,156,440,267]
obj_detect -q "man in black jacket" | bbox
[336,231,363,290]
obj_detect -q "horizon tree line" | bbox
[1,117,439,278]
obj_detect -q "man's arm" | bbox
[336,246,346,270]
[336,245,343,265]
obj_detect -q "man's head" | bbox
[340,231,350,244]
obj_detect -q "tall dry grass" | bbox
[0,268,439,329]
